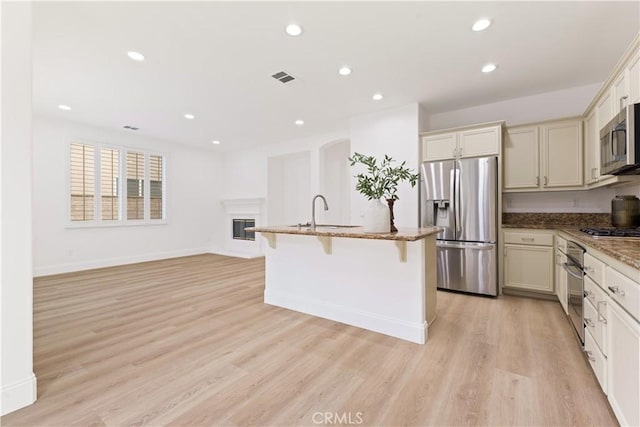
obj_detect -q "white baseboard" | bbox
[1,373,37,416]
[209,250,264,259]
[33,247,209,277]
[265,290,427,344]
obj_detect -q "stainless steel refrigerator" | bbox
[420,156,498,296]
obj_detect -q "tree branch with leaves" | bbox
[348,152,420,201]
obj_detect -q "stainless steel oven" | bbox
[563,241,586,345]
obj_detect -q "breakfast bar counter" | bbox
[247,225,441,344]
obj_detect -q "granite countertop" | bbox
[246,225,442,242]
[501,213,639,270]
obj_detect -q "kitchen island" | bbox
[246,225,441,344]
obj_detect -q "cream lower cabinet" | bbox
[555,249,568,313]
[607,298,640,427]
[504,118,582,191]
[581,246,640,427]
[503,230,554,293]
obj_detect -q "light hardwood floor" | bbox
[2,254,617,426]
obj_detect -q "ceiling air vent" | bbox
[272,71,295,83]
[123,125,139,131]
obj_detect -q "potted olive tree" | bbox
[349,152,419,233]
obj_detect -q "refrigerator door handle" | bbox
[449,168,455,208]
[455,163,461,235]
[437,241,495,250]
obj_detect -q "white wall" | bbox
[320,140,351,225]
[267,151,311,225]
[221,129,350,226]
[504,183,640,213]
[32,117,225,276]
[1,1,37,415]
[428,83,601,131]
[350,103,421,227]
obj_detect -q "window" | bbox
[69,141,166,225]
[70,143,95,221]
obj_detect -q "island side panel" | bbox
[424,234,437,325]
[262,233,428,344]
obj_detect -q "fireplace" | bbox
[220,198,265,258]
[233,219,255,241]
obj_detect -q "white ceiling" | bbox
[32,1,640,152]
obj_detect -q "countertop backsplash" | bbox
[502,212,611,228]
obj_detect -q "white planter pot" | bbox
[363,199,390,233]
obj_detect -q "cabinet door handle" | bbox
[544,176,548,186]
[585,350,596,362]
[608,285,625,296]
[536,176,540,186]
[597,300,607,323]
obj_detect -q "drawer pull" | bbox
[608,286,626,297]
[521,237,535,242]
[597,300,607,324]
[584,317,595,328]
[585,266,594,273]
[585,350,596,362]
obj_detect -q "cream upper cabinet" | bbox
[458,126,501,159]
[503,126,539,189]
[422,132,457,161]
[503,118,582,191]
[542,119,583,188]
[584,110,598,184]
[629,51,640,104]
[612,72,630,114]
[421,123,502,162]
[597,90,613,128]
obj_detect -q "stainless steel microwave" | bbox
[600,102,640,175]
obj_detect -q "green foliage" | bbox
[348,152,420,201]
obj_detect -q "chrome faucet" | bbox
[311,194,329,229]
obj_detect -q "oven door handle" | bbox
[563,262,584,279]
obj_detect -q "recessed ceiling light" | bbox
[127,51,145,61]
[58,104,72,111]
[212,140,221,145]
[184,114,195,119]
[482,63,497,73]
[372,93,383,101]
[295,119,304,126]
[338,66,352,76]
[285,24,303,36]
[472,19,492,32]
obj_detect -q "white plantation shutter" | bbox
[149,155,165,220]
[70,143,95,221]
[69,142,166,224]
[126,151,145,220]
[101,148,120,220]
